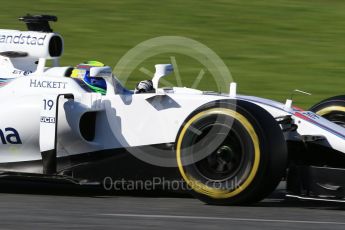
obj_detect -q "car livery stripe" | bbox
[0,78,14,87]
[292,106,303,111]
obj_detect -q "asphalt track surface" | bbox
[0,182,345,230]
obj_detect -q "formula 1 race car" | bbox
[1,15,345,205]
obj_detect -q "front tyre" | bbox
[176,100,287,205]
[310,95,345,127]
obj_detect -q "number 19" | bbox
[43,99,54,110]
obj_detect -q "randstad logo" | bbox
[0,128,22,144]
[0,33,46,46]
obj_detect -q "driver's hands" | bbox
[134,80,154,93]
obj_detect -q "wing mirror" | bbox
[152,64,174,89]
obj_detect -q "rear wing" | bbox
[19,14,57,33]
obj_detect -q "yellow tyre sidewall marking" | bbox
[176,108,260,199]
[316,106,345,116]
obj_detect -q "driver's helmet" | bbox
[71,61,107,95]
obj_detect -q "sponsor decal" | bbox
[40,116,56,123]
[301,111,320,120]
[0,33,46,46]
[30,79,67,89]
[0,128,22,144]
[13,70,32,76]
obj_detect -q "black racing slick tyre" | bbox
[310,95,345,127]
[175,100,287,205]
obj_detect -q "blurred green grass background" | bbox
[1,0,345,107]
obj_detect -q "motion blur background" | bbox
[1,0,344,107]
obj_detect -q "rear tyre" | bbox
[310,95,345,127]
[176,100,287,205]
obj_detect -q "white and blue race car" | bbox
[0,15,345,205]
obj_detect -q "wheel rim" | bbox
[194,127,245,181]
